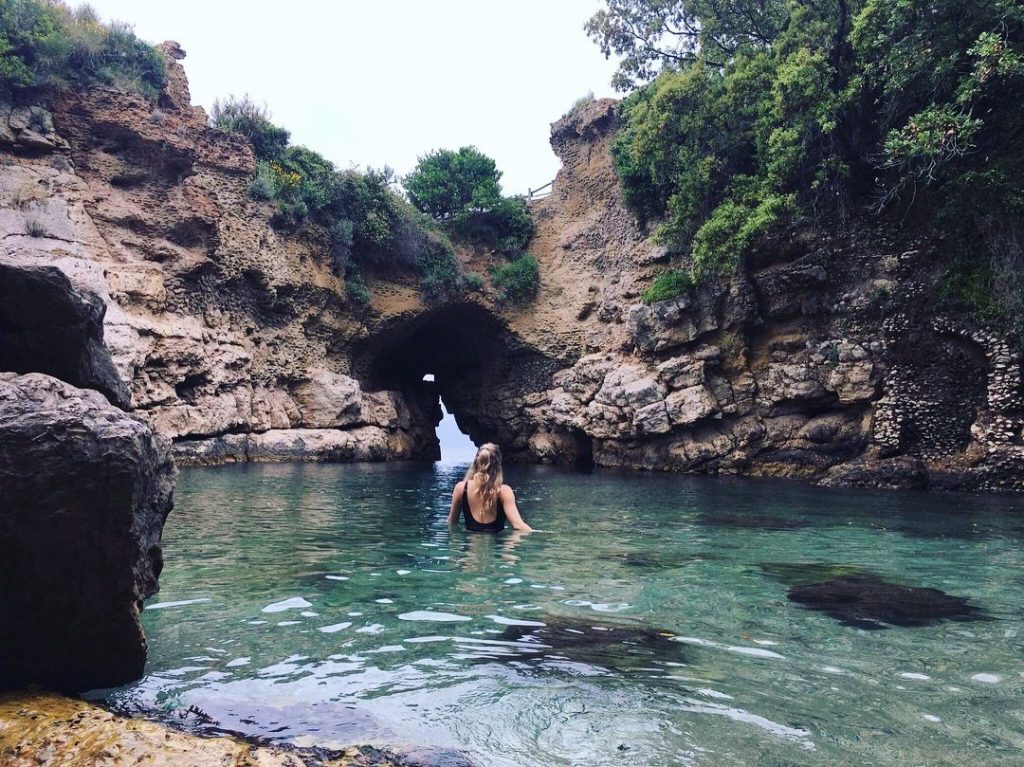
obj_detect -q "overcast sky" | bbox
[74,0,620,195]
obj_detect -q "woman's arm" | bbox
[500,485,533,532]
[447,482,463,525]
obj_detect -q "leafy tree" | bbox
[585,0,790,91]
[404,146,502,220]
[592,0,1024,329]
[404,146,535,256]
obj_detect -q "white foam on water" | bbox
[697,688,734,700]
[262,597,313,614]
[247,620,268,625]
[504,578,523,584]
[225,657,250,668]
[325,575,349,581]
[404,635,449,643]
[922,714,942,722]
[900,672,931,680]
[146,598,211,610]
[682,698,813,747]
[300,611,319,617]
[971,673,1001,684]
[486,614,546,627]
[276,620,302,626]
[318,622,352,634]
[396,570,412,575]
[727,646,786,660]
[376,598,395,604]
[356,623,385,634]
[398,610,472,622]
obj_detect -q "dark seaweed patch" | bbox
[787,575,985,630]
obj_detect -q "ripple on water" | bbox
[120,463,1024,767]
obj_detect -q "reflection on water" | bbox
[101,463,1024,767]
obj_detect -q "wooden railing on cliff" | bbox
[526,180,553,203]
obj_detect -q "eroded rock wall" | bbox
[0,44,436,465]
[3,52,1022,491]
[506,100,1024,491]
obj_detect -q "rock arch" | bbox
[354,302,588,464]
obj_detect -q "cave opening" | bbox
[424,374,477,464]
[353,302,567,464]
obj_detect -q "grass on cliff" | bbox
[0,0,165,101]
[211,95,464,303]
[595,0,1024,326]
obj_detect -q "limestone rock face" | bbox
[0,373,175,691]
[2,49,1022,491]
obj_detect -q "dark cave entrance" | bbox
[352,302,583,464]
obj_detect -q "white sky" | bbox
[74,0,620,195]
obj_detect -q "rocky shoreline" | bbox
[0,692,418,767]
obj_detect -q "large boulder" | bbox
[0,373,175,691]
[0,263,131,409]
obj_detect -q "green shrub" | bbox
[490,253,539,304]
[0,0,165,101]
[249,160,278,200]
[462,271,485,292]
[419,238,462,303]
[345,269,371,308]
[210,95,290,161]
[405,146,535,256]
[642,269,696,304]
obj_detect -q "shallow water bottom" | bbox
[101,463,1024,766]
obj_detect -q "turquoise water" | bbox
[107,463,1024,766]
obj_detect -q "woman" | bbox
[447,443,533,533]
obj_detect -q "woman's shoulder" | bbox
[499,483,515,495]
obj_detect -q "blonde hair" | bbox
[465,443,504,511]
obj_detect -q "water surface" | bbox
[105,463,1024,766]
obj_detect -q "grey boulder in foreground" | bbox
[0,373,175,691]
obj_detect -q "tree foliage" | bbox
[593,0,1024,323]
[404,146,535,257]
[213,96,462,301]
[0,0,165,101]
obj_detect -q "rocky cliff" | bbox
[3,45,1022,491]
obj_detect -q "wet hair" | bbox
[465,443,504,511]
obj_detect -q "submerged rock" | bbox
[496,617,682,669]
[0,373,175,691]
[787,574,984,630]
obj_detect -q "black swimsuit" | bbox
[461,481,506,533]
